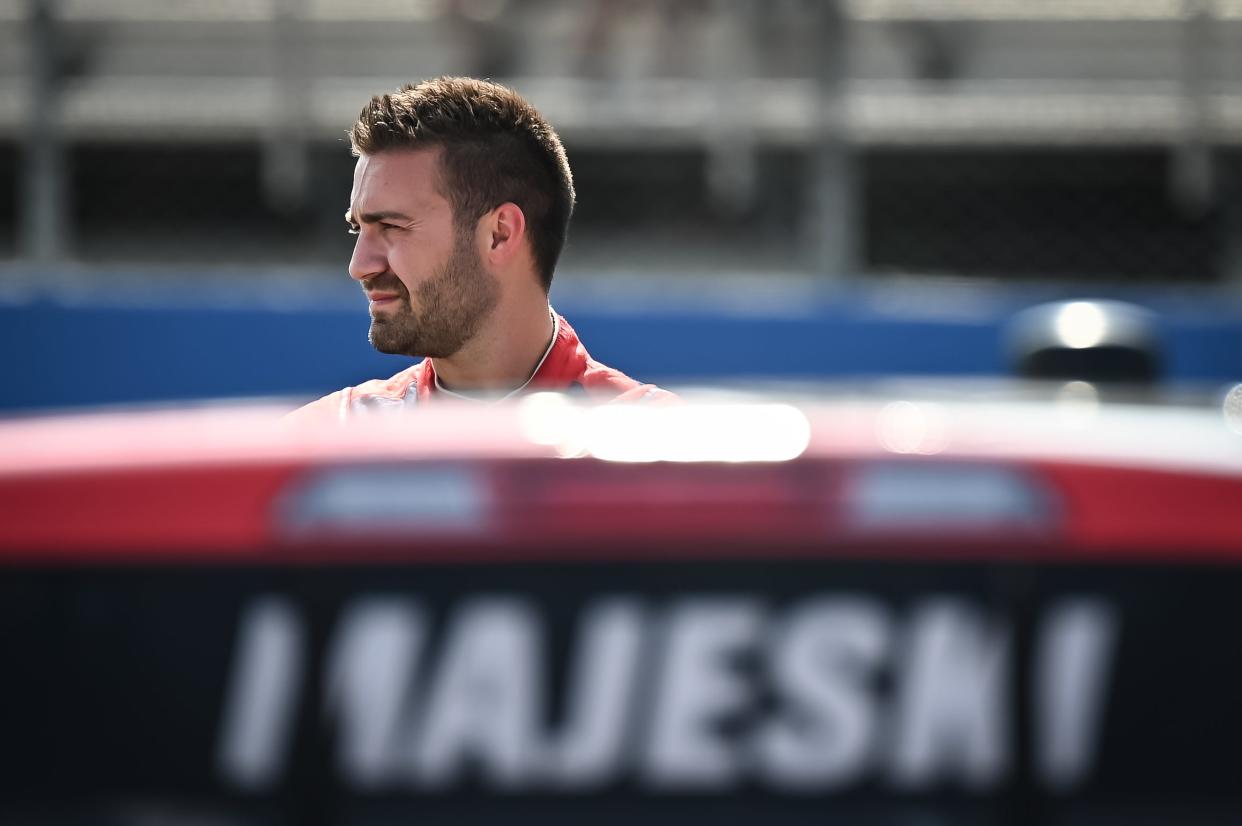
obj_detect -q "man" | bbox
[291,77,672,421]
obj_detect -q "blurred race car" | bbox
[1,386,1240,826]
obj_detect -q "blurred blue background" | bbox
[2,0,1242,410]
[3,277,1242,410]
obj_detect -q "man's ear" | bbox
[486,202,527,265]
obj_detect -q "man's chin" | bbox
[369,340,406,356]
[367,323,410,356]
[368,319,465,359]
[369,327,444,359]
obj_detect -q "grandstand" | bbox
[3,0,1242,281]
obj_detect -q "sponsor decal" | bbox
[218,594,1117,794]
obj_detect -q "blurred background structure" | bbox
[5,9,1242,823]
[2,0,1242,408]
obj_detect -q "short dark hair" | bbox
[350,77,575,292]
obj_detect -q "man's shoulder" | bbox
[285,362,425,422]
[578,357,677,404]
[543,314,675,403]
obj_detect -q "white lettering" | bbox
[413,598,543,787]
[755,597,890,789]
[1036,598,1118,790]
[547,599,646,786]
[218,590,1118,795]
[644,598,763,788]
[216,596,304,790]
[324,598,427,787]
[891,599,1010,790]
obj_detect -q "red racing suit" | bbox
[289,312,673,421]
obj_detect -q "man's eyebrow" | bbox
[345,209,413,225]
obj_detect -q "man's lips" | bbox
[366,291,401,307]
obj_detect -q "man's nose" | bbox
[348,232,386,282]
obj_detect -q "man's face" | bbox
[347,149,499,359]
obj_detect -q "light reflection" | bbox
[519,394,812,463]
[1054,380,1100,428]
[1053,302,1108,350]
[1223,384,1242,436]
[518,392,589,458]
[876,401,949,455]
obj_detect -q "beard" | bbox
[366,230,500,359]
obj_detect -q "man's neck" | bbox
[430,303,556,395]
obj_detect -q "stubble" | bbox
[367,230,500,359]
